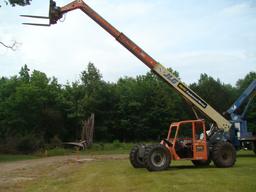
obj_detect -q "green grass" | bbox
[0,142,134,162]
[0,154,38,162]
[25,150,256,192]
[80,142,134,155]
[42,142,134,156]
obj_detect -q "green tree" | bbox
[1,0,31,7]
[1,61,255,153]
[0,65,65,153]
[62,81,85,140]
[19,64,30,82]
[113,68,188,141]
[62,63,116,141]
[236,72,256,91]
[190,74,237,113]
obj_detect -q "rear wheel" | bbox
[129,144,145,168]
[144,144,171,171]
[211,141,236,168]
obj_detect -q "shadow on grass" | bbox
[237,153,256,158]
[167,165,215,171]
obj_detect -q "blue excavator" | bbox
[225,80,256,153]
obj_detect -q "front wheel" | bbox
[143,144,171,171]
[211,141,236,168]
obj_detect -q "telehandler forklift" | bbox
[21,0,238,171]
[130,119,235,171]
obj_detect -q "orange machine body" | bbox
[161,119,208,161]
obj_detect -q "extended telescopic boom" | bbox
[21,0,231,131]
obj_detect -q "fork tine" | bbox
[22,23,51,27]
[20,15,49,19]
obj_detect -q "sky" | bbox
[0,0,255,85]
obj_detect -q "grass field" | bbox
[0,147,256,192]
[0,154,38,163]
[0,142,133,163]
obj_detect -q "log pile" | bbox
[64,113,95,150]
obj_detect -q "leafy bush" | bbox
[112,139,121,148]
[0,137,18,154]
[46,147,72,156]
[49,135,62,149]
[17,134,42,154]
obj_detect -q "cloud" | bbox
[0,0,255,85]
[162,50,255,84]
[221,2,256,16]
[244,51,256,59]
[222,3,250,15]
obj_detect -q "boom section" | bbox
[226,80,256,116]
[47,0,232,130]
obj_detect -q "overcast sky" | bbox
[0,0,255,85]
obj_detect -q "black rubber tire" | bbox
[129,144,145,168]
[192,159,211,167]
[143,144,171,171]
[211,141,236,168]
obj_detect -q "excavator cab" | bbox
[164,120,208,161]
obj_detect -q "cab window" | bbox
[178,123,192,139]
[169,126,177,140]
[195,121,204,140]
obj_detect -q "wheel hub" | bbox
[151,151,166,167]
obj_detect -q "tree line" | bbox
[0,63,255,153]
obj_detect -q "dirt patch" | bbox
[0,154,128,192]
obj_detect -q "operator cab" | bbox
[162,119,208,161]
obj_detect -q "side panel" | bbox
[192,122,208,160]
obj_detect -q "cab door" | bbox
[192,121,208,160]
